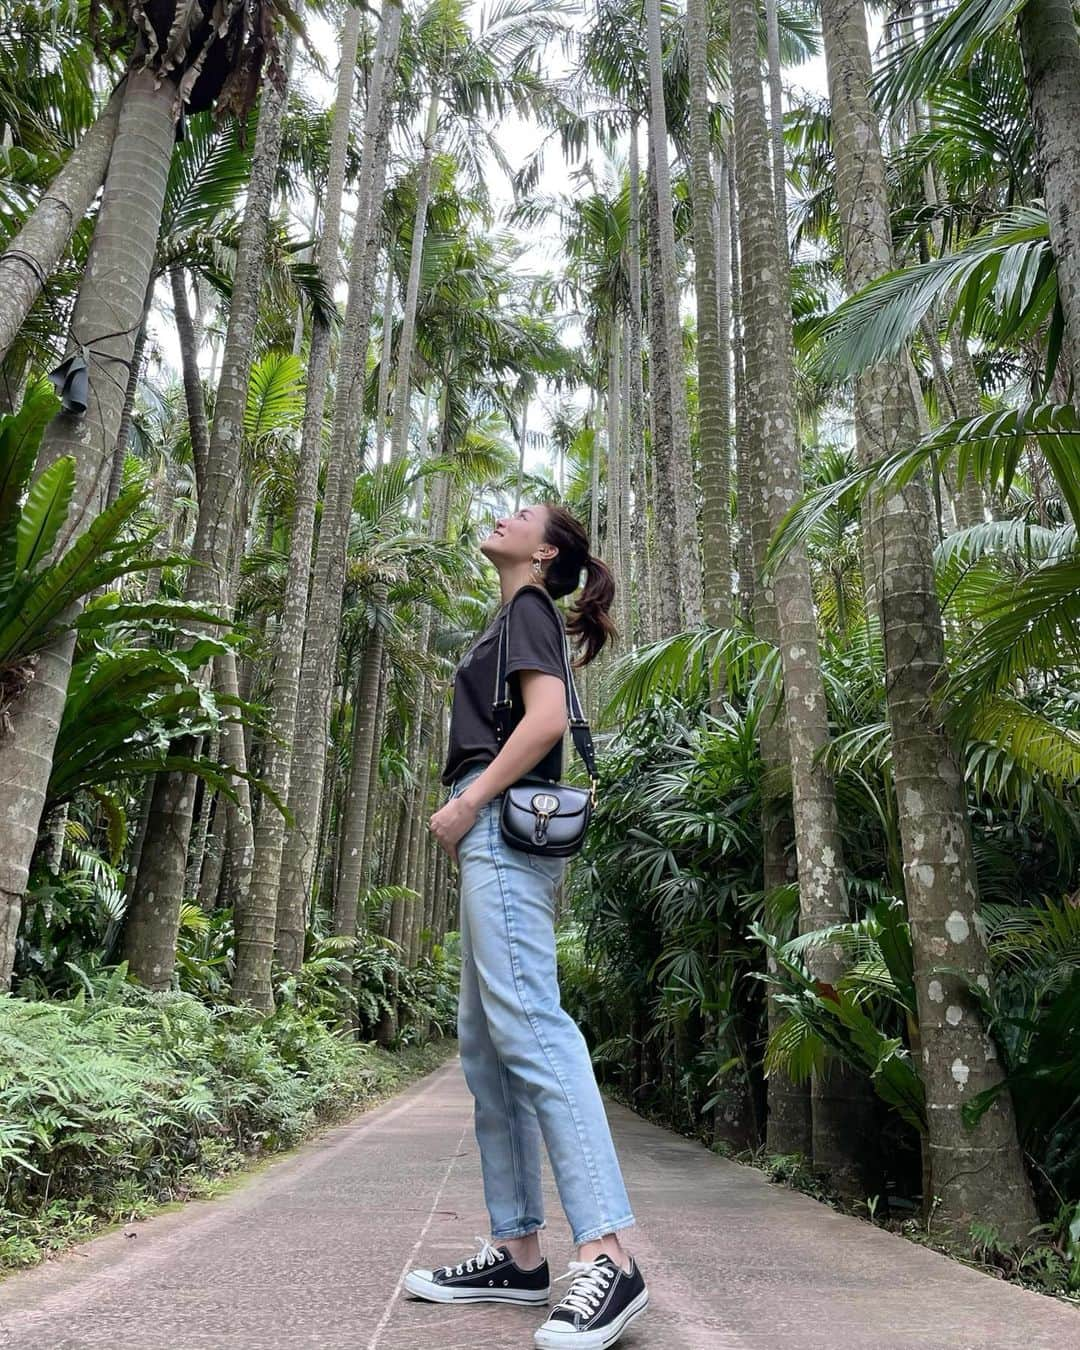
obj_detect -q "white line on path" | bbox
[366,1118,472,1350]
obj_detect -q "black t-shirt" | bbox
[441,584,568,786]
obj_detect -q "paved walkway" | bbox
[0,1054,1076,1349]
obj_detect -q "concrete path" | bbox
[0,1054,1075,1349]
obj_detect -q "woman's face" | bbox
[481,503,552,566]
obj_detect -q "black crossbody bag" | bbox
[491,587,599,857]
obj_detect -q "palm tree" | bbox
[644,0,703,628]
[244,4,364,1002]
[686,0,732,641]
[336,220,566,1025]
[0,84,124,363]
[730,0,870,1193]
[276,0,405,972]
[1016,0,1080,397]
[818,0,1037,1240]
[879,0,1080,399]
[0,5,286,989]
[0,2,113,384]
[332,469,453,1031]
[386,0,570,475]
[277,0,567,971]
[645,147,684,638]
[626,123,651,648]
[124,41,294,1005]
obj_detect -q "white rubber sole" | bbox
[533,1288,650,1349]
[404,1268,550,1304]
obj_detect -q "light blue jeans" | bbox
[448,764,636,1246]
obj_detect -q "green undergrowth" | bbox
[0,988,457,1273]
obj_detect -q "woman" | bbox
[405,502,649,1349]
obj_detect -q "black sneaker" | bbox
[533,1253,649,1349]
[404,1234,551,1305]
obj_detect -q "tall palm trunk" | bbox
[106,277,155,508]
[404,701,430,947]
[247,5,363,977]
[605,325,620,605]
[389,87,440,465]
[276,3,404,963]
[763,0,786,234]
[389,453,451,992]
[714,149,738,622]
[644,0,703,627]
[375,263,396,462]
[617,315,634,645]
[1017,0,1080,396]
[590,365,601,551]
[170,268,211,493]
[418,707,442,961]
[686,0,732,641]
[722,120,796,1147]
[645,151,682,638]
[731,0,870,1189]
[728,151,754,626]
[186,742,217,900]
[0,84,125,362]
[947,331,986,528]
[514,384,528,511]
[362,654,390,884]
[333,627,386,948]
[125,57,291,1003]
[819,0,1036,1241]
[421,701,447,959]
[627,123,651,649]
[0,69,177,990]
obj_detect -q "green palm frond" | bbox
[967,698,1080,790]
[873,0,1027,112]
[764,1003,827,1083]
[243,351,306,445]
[936,518,1074,571]
[821,721,892,774]
[928,404,1080,526]
[601,625,779,721]
[983,897,1080,988]
[767,402,1080,577]
[160,109,254,243]
[951,554,1080,716]
[805,207,1055,384]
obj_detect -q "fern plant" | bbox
[1,383,161,714]
[0,981,445,1270]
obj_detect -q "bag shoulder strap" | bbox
[491,584,598,787]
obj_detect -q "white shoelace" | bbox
[552,1258,615,1316]
[442,1234,503,1277]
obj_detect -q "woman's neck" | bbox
[498,564,545,607]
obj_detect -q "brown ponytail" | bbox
[540,504,619,667]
